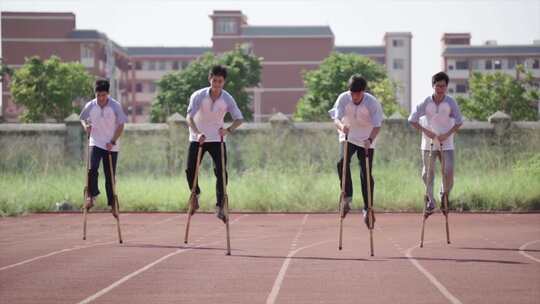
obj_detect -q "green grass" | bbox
[1,128,539,216]
[1,159,538,216]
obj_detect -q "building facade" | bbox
[441,33,540,97]
[125,47,211,122]
[1,12,130,122]
[1,10,413,122]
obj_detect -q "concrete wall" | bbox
[0,111,538,174]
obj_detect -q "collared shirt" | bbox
[186,87,243,142]
[328,91,384,148]
[80,97,128,152]
[408,95,463,150]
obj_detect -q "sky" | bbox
[2,0,540,107]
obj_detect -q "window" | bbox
[135,61,142,70]
[158,61,166,70]
[135,105,143,115]
[485,60,493,70]
[149,82,157,93]
[172,61,179,70]
[81,45,94,59]
[80,44,94,67]
[135,83,143,93]
[533,59,540,69]
[392,39,404,47]
[448,64,454,70]
[508,58,524,69]
[494,60,502,70]
[142,61,152,70]
[456,60,469,70]
[456,84,468,93]
[393,58,404,70]
[448,88,455,94]
[143,61,157,71]
[216,18,237,34]
[182,61,189,69]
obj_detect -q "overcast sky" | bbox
[2,0,540,106]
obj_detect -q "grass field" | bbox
[1,128,539,216]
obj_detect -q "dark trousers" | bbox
[336,142,375,210]
[88,146,118,206]
[185,141,227,207]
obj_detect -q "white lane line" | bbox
[266,214,308,304]
[0,214,70,227]
[75,215,247,304]
[77,247,193,304]
[0,214,179,272]
[0,241,115,271]
[0,214,128,245]
[266,238,334,304]
[378,222,461,304]
[519,240,540,263]
[405,244,463,304]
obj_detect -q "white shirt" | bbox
[186,87,243,142]
[329,92,384,148]
[408,95,463,150]
[79,97,128,152]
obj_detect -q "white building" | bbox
[441,33,540,97]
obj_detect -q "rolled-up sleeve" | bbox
[449,98,464,125]
[80,101,93,121]
[328,94,346,120]
[112,102,128,125]
[368,98,383,127]
[187,90,204,117]
[328,108,337,120]
[408,99,427,123]
[224,94,244,120]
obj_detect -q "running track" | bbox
[1,213,539,303]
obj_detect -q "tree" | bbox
[457,66,540,121]
[0,58,13,82]
[151,46,262,122]
[370,78,406,117]
[10,56,94,122]
[295,52,402,121]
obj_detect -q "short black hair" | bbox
[209,65,227,79]
[432,72,449,86]
[95,79,110,93]
[348,74,367,92]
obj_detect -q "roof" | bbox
[1,11,75,19]
[126,47,212,56]
[68,30,126,54]
[241,26,333,37]
[443,45,540,56]
[67,30,107,40]
[334,46,385,56]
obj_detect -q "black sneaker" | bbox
[363,208,376,229]
[189,194,199,216]
[84,196,95,211]
[215,205,227,224]
[340,196,352,219]
[110,201,119,218]
[440,193,449,216]
[424,196,435,218]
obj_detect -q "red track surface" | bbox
[1,212,539,303]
